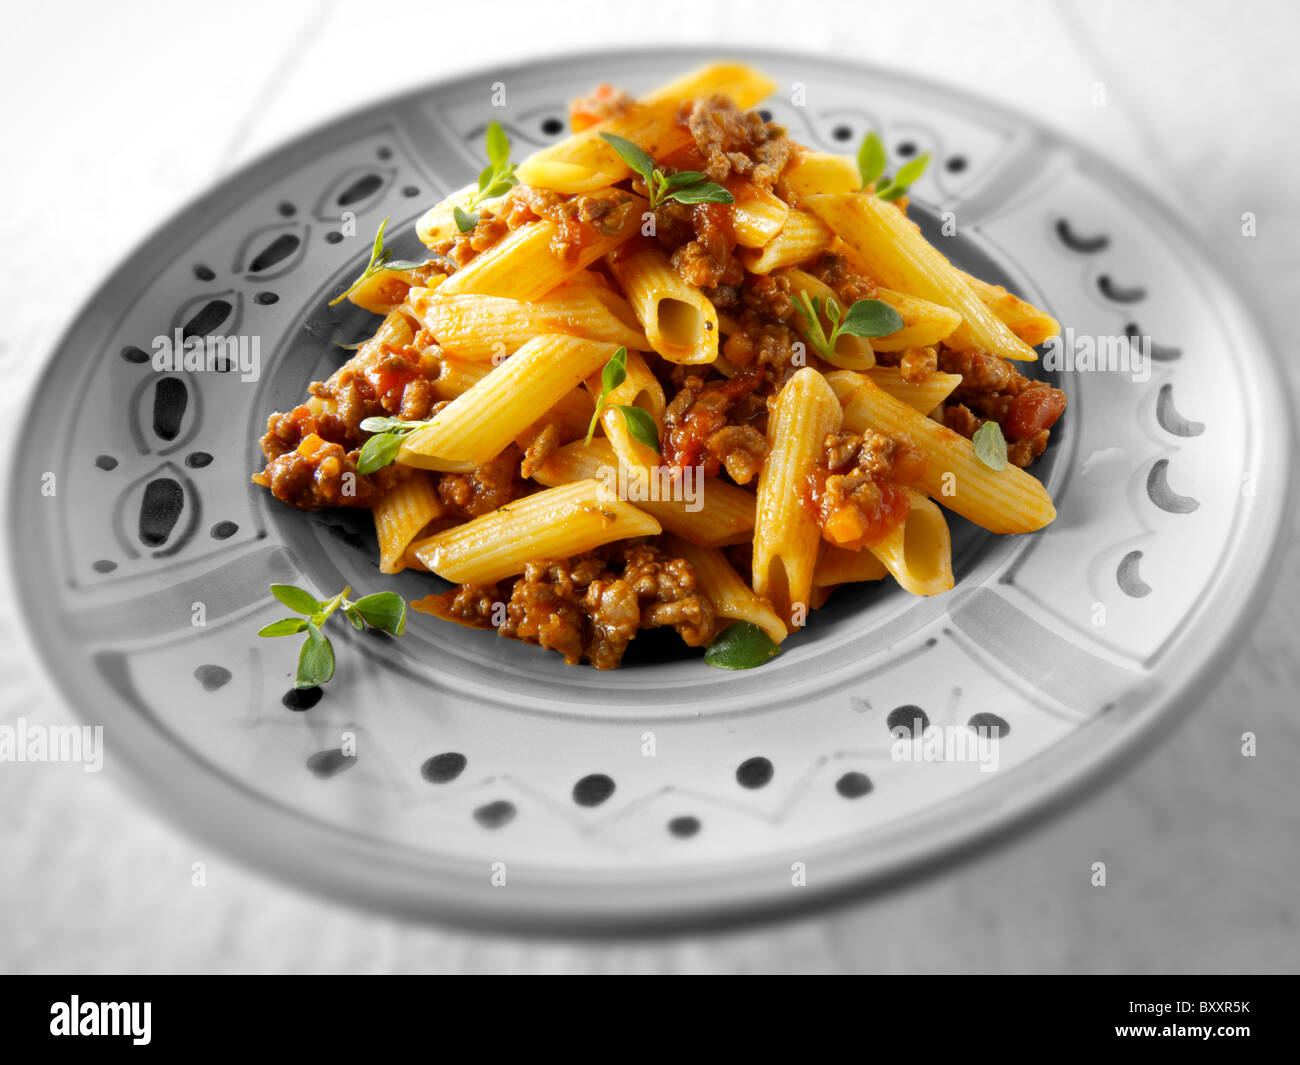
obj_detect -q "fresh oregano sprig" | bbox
[584,347,661,452]
[790,289,904,361]
[972,421,1008,471]
[329,218,429,306]
[598,133,734,210]
[259,583,407,688]
[705,621,781,670]
[453,121,519,233]
[355,415,437,475]
[857,131,931,202]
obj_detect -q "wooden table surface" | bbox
[1,0,1296,973]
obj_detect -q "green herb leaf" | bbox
[258,617,309,637]
[876,185,907,203]
[357,431,406,475]
[485,121,510,167]
[666,182,735,205]
[838,299,904,339]
[382,258,428,271]
[345,606,366,631]
[599,132,657,185]
[271,583,322,615]
[857,131,887,188]
[352,592,407,636]
[334,338,369,351]
[359,416,413,434]
[297,626,335,688]
[892,152,931,190]
[972,420,1008,471]
[453,205,479,233]
[664,170,709,190]
[601,346,628,394]
[615,405,661,453]
[704,622,782,670]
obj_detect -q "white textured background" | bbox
[1,0,1297,973]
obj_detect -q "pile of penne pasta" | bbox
[277,62,1061,662]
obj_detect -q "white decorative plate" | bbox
[8,48,1291,932]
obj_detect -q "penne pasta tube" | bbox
[803,192,1038,361]
[416,285,647,360]
[438,193,646,302]
[728,181,791,248]
[534,438,755,547]
[813,543,889,588]
[871,287,963,352]
[663,534,788,644]
[373,472,443,574]
[740,210,832,275]
[398,335,616,470]
[862,489,954,596]
[753,367,842,625]
[782,149,862,197]
[957,270,1061,347]
[584,348,665,472]
[827,370,1056,533]
[411,479,661,584]
[863,365,962,413]
[777,267,875,370]
[607,239,719,364]
[516,63,776,192]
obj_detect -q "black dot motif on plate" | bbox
[282,686,323,711]
[337,173,383,207]
[1116,550,1151,598]
[326,231,343,244]
[758,108,772,122]
[121,345,150,364]
[1097,274,1146,303]
[210,521,238,540]
[182,299,234,339]
[307,748,356,779]
[668,816,700,838]
[967,712,1009,737]
[194,664,232,691]
[254,291,278,305]
[401,185,419,197]
[278,202,296,217]
[886,704,929,737]
[896,141,917,157]
[377,146,393,160]
[92,559,116,574]
[138,478,184,548]
[832,124,853,142]
[420,752,467,784]
[248,233,300,274]
[193,264,216,281]
[1054,218,1110,253]
[185,451,212,468]
[541,116,564,135]
[836,771,874,799]
[945,155,967,173]
[736,756,773,789]
[474,800,516,829]
[1123,322,1182,362]
[572,773,615,807]
[94,455,118,471]
[152,377,188,441]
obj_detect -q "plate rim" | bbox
[7,44,1295,935]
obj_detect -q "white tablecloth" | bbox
[1,0,1296,973]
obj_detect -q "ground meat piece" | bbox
[413,543,717,669]
[569,84,635,131]
[663,369,768,478]
[506,185,638,260]
[741,273,793,320]
[706,425,768,484]
[899,346,937,384]
[804,429,927,549]
[520,419,565,479]
[681,95,793,189]
[252,414,404,510]
[805,253,877,306]
[666,202,743,289]
[720,316,801,379]
[436,446,525,520]
[936,345,1067,466]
